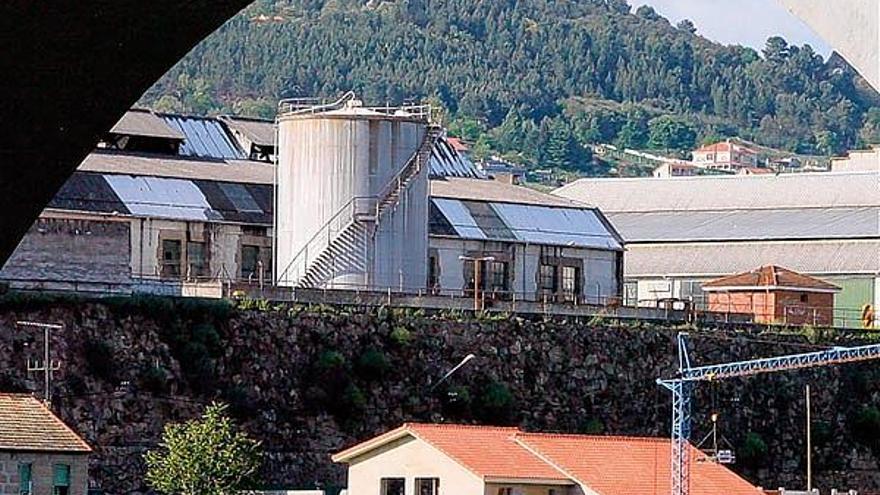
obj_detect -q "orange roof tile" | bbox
[0,394,91,453]
[516,433,762,495]
[446,137,470,153]
[703,265,841,293]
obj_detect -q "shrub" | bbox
[738,432,768,467]
[579,418,605,435]
[476,381,515,424]
[355,348,390,380]
[390,326,412,346]
[316,350,346,371]
[341,383,367,413]
[84,339,117,382]
[851,406,880,446]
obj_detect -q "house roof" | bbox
[702,265,841,293]
[446,137,470,153]
[218,115,276,148]
[0,394,91,453]
[332,423,570,482]
[694,141,756,155]
[333,424,762,495]
[516,433,761,495]
[109,109,185,140]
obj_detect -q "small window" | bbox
[489,261,509,294]
[53,464,70,495]
[160,239,182,279]
[497,489,513,495]
[427,255,440,291]
[800,293,809,303]
[19,463,32,495]
[186,241,209,279]
[380,478,405,495]
[416,478,440,495]
[240,245,269,281]
[561,265,580,302]
[539,264,557,294]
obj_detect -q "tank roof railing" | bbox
[278,91,434,122]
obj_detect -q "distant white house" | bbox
[691,140,759,171]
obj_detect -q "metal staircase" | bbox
[278,125,442,289]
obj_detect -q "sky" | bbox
[632,0,832,57]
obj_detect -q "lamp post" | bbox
[429,354,477,393]
[460,255,495,311]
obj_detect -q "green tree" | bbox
[145,403,262,495]
[648,115,696,152]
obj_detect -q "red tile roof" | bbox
[0,394,91,453]
[695,141,757,155]
[333,423,569,481]
[334,424,763,495]
[517,433,761,495]
[703,265,841,293]
[446,137,470,153]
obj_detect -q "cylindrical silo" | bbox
[275,98,429,290]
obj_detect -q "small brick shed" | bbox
[703,265,841,326]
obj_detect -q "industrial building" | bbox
[553,171,880,327]
[0,97,624,306]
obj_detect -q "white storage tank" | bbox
[275,95,431,291]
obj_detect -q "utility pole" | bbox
[459,255,495,311]
[806,384,812,493]
[19,321,62,405]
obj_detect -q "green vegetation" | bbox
[738,431,769,468]
[145,403,262,495]
[141,0,879,176]
[355,348,390,380]
[476,381,516,424]
[850,405,880,447]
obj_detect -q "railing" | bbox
[274,196,375,286]
[374,125,441,218]
[277,91,435,122]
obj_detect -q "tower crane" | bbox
[657,332,880,495]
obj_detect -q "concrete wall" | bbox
[345,436,482,495]
[0,453,88,495]
[430,237,620,303]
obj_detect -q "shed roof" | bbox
[553,172,880,213]
[79,151,274,185]
[218,115,275,147]
[433,177,584,208]
[0,393,91,453]
[429,138,484,178]
[161,114,245,159]
[109,109,184,140]
[702,265,841,293]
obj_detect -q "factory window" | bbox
[241,245,261,281]
[52,464,70,495]
[427,254,440,292]
[539,264,557,297]
[497,489,513,495]
[160,239,182,279]
[380,478,405,495]
[186,241,209,279]
[800,293,809,303]
[19,463,32,495]
[560,265,580,302]
[489,261,510,295]
[416,478,439,495]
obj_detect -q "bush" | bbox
[390,326,412,346]
[84,339,117,382]
[579,418,605,435]
[476,381,515,424]
[355,348,390,380]
[851,406,880,446]
[341,383,367,413]
[738,432,768,468]
[316,350,346,371]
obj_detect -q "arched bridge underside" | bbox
[0,1,252,265]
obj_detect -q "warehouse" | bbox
[553,171,880,327]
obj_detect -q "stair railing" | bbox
[373,126,443,220]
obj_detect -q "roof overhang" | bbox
[483,477,574,485]
[331,427,412,463]
[702,285,840,294]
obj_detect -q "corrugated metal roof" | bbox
[429,137,484,178]
[624,240,880,278]
[161,114,245,159]
[431,198,622,250]
[103,175,219,222]
[219,116,275,147]
[554,172,880,212]
[432,177,586,208]
[109,109,184,140]
[608,207,880,242]
[79,152,274,185]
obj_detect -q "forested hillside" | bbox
[142,0,880,174]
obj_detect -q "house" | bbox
[552,170,880,328]
[691,140,759,171]
[653,162,697,178]
[429,177,624,304]
[332,423,763,495]
[0,393,92,495]
[703,265,841,326]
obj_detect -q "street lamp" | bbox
[429,354,477,393]
[459,255,495,311]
